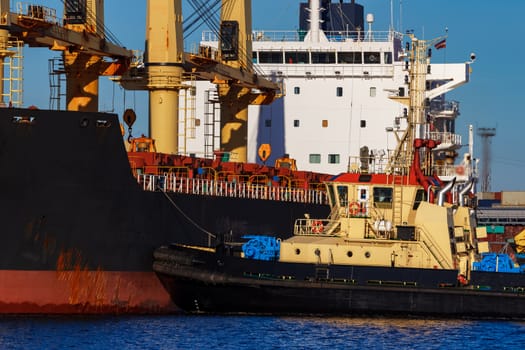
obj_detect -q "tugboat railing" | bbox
[293,218,339,236]
[137,174,329,205]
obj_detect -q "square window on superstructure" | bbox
[309,154,321,164]
[337,52,362,64]
[311,52,336,64]
[294,120,300,127]
[360,120,366,128]
[285,51,309,64]
[328,154,340,164]
[370,87,376,97]
[364,52,380,64]
[294,86,300,95]
[265,119,271,127]
[259,51,283,64]
[252,52,258,63]
[384,52,393,64]
[336,87,343,97]
[322,120,328,128]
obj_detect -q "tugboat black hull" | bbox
[154,245,525,318]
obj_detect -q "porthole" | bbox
[295,248,301,255]
[365,251,371,258]
[347,251,353,258]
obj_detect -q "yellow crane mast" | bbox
[0,0,133,111]
[117,0,279,156]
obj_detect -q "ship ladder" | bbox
[392,175,403,226]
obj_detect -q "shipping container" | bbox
[477,199,500,208]
[478,192,497,200]
[501,191,525,206]
[485,225,505,234]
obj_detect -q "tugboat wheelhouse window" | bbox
[413,189,427,209]
[337,185,348,207]
[259,51,283,64]
[336,87,343,97]
[294,86,300,95]
[293,119,300,127]
[327,184,336,207]
[373,187,393,208]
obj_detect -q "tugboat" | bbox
[153,34,525,318]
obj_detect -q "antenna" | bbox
[399,0,403,34]
[477,127,496,192]
[390,0,394,31]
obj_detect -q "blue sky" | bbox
[21,1,525,191]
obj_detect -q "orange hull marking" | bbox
[0,270,176,314]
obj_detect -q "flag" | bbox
[434,39,446,50]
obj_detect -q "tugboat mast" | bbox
[388,33,446,174]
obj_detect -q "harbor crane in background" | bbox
[0,0,133,111]
[0,0,279,158]
[116,0,280,156]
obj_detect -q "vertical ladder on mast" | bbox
[179,73,197,155]
[48,57,66,110]
[1,39,23,107]
[392,175,404,226]
[204,88,220,158]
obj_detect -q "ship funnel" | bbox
[437,177,456,207]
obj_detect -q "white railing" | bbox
[428,131,462,146]
[202,30,402,43]
[294,218,340,236]
[138,174,328,205]
[260,64,395,78]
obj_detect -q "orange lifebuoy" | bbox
[456,166,465,175]
[348,202,361,216]
[311,220,324,233]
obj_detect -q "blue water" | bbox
[1,315,524,349]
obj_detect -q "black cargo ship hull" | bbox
[153,245,525,318]
[0,108,329,313]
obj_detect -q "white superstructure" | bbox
[180,1,471,177]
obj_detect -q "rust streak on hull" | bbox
[0,270,177,314]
